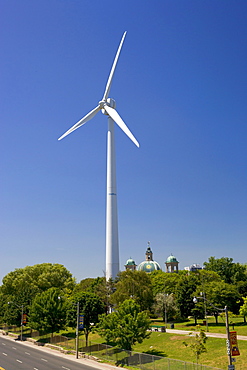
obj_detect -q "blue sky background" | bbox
[1,0,246,283]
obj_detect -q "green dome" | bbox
[166,255,178,263]
[125,258,136,266]
[137,261,161,273]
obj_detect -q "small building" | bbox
[165,254,179,273]
[184,263,202,272]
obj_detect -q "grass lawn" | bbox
[7,322,247,369]
[133,331,246,369]
[151,316,247,336]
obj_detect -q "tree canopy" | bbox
[97,299,151,350]
[111,270,154,311]
[29,287,67,336]
[203,257,247,285]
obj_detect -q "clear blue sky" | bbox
[1,0,246,283]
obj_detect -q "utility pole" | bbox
[75,302,80,359]
[225,306,234,369]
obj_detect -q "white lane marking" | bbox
[62,367,70,370]
[16,359,22,363]
[2,352,7,356]
[25,351,31,355]
[2,343,6,345]
[41,358,48,362]
[12,346,16,349]
[34,368,39,370]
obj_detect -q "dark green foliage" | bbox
[29,287,67,336]
[111,270,154,311]
[66,291,105,346]
[204,257,247,285]
[97,299,151,350]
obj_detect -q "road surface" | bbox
[0,336,117,370]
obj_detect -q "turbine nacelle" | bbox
[101,98,116,115]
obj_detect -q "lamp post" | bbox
[75,301,80,359]
[163,293,168,327]
[8,302,24,341]
[193,297,234,370]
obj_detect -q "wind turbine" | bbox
[58,32,139,280]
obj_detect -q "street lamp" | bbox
[193,297,235,370]
[8,302,24,341]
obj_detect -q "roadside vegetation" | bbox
[1,256,247,368]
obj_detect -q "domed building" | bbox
[165,254,179,273]
[124,258,137,271]
[137,243,161,273]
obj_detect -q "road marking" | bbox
[41,358,47,362]
[34,368,39,370]
[25,351,30,355]
[0,367,6,370]
[12,347,16,350]
[2,353,7,356]
[16,359,22,363]
[2,343,6,345]
[62,367,70,370]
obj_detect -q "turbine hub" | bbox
[106,98,116,109]
[101,97,116,115]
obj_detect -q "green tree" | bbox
[66,292,105,346]
[150,270,181,296]
[0,263,75,325]
[111,270,154,311]
[183,326,208,364]
[153,293,179,322]
[239,297,247,323]
[29,287,67,337]
[204,257,247,284]
[97,299,151,351]
[176,273,199,319]
[196,281,241,323]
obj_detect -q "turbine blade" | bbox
[58,105,101,140]
[102,32,127,101]
[104,105,139,148]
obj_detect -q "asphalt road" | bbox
[0,337,101,370]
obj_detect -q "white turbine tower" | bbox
[58,32,139,280]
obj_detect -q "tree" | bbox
[0,263,75,325]
[153,293,179,322]
[183,326,208,364]
[66,292,105,346]
[97,299,151,351]
[239,297,247,323]
[197,281,241,323]
[204,257,247,285]
[175,273,199,319]
[29,287,67,337]
[111,270,154,311]
[150,270,181,296]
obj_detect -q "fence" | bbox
[78,341,223,370]
[0,326,231,370]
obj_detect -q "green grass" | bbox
[151,316,247,335]
[133,331,246,369]
[6,323,247,369]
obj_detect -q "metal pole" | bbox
[225,306,234,369]
[20,305,23,341]
[76,302,79,359]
